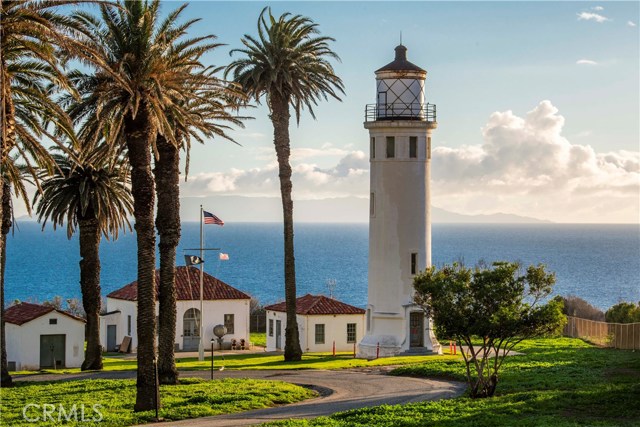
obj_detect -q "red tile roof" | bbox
[265,294,365,315]
[107,266,250,302]
[4,302,85,325]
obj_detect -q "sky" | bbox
[16,1,640,223]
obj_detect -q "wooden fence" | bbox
[564,316,640,350]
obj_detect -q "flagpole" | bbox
[198,205,205,361]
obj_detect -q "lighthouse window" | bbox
[427,137,432,160]
[409,137,417,158]
[370,193,375,217]
[371,137,376,159]
[386,137,395,158]
[411,252,418,275]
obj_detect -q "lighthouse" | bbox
[357,44,441,358]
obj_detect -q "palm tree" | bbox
[34,147,133,371]
[155,80,246,385]
[226,7,344,361]
[67,0,226,409]
[0,157,31,387]
[0,0,93,387]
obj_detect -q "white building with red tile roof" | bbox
[100,266,251,353]
[264,294,365,353]
[5,302,86,370]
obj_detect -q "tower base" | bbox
[357,334,402,359]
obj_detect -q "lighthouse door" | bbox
[409,312,424,347]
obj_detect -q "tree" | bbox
[67,0,228,409]
[413,261,566,398]
[0,157,32,387]
[34,148,133,370]
[154,76,246,385]
[0,0,87,386]
[562,295,605,321]
[605,302,640,324]
[226,7,344,361]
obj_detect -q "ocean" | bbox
[4,222,639,311]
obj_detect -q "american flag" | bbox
[203,210,224,226]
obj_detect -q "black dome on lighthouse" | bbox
[375,44,426,73]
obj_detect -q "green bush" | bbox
[605,301,640,323]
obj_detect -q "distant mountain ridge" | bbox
[15,195,551,224]
[179,195,552,224]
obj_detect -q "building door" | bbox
[183,308,201,351]
[275,320,282,350]
[107,325,117,352]
[409,312,424,347]
[40,334,66,368]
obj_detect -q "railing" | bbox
[365,103,436,122]
[564,316,640,350]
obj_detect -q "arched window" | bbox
[183,308,201,337]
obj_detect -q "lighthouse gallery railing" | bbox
[365,103,436,122]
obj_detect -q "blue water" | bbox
[4,222,639,311]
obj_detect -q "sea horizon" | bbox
[4,222,639,313]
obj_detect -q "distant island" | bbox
[178,196,552,224]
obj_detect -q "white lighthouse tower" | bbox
[357,44,441,358]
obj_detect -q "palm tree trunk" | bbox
[1,181,13,387]
[270,94,302,362]
[78,214,103,371]
[1,67,15,385]
[153,134,180,385]
[125,110,159,412]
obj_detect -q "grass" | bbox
[263,337,640,427]
[251,332,267,347]
[0,377,315,427]
[12,352,453,375]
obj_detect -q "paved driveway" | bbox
[16,368,466,426]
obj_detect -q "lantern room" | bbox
[365,44,436,122]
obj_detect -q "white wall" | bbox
[6,312,85,370]
[101,298,137,351]
[102,297,250,352]
[265,311,365,353]
[265,310,290,352]
[177,299,250,350]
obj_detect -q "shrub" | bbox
[562,295,605,321]
[605,301,640,323]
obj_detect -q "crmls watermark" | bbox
[22,403,103,423]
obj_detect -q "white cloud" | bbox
[431,101,639,223]
[591,6,604,11]
[576,59,598,65]
[176,101,638,223]
[180,150,369,200]
[577,12,610,23]
[628,21,637,27]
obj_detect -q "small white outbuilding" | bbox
[5,302,86,371]
[265,294,365,353]
[100,266,251,352]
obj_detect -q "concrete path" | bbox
[15,368,466,426]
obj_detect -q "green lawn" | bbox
[251,332,267,347]
[1,377,315,427]
[264,338,640,427]
[12,352,457,375]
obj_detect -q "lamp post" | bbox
[211,338,215,379]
